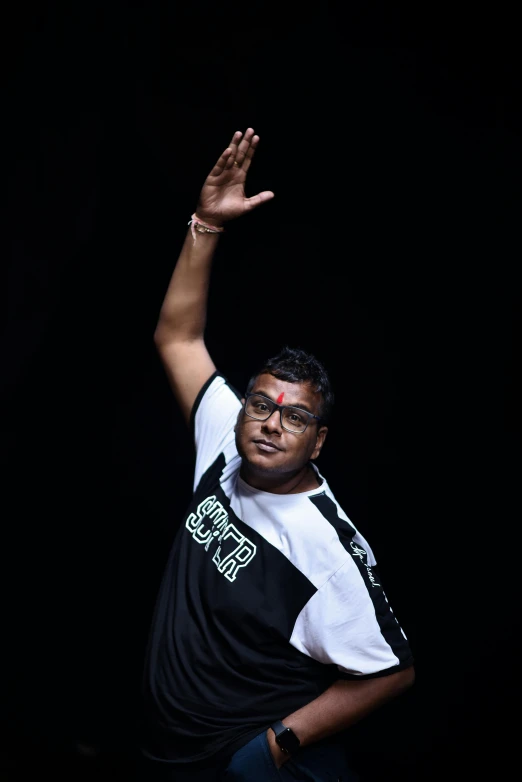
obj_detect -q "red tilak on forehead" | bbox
[276,392,285,404]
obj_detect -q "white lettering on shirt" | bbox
[185,495,256,582]
[350,541,381,587]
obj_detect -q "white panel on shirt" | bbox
[230,478,399,675]
[193,375,242,492]
[289,558,400,675]
[230,478,350,589]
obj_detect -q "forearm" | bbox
[269,667,415,764]
[154,226,221,344]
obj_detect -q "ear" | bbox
[310,425,328,461]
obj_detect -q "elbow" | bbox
[153,325,165,347]
[153,319,200,348]
[153,321,176,348]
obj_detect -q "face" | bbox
[235,373,328,481]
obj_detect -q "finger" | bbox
[210,147,233,176]
[234,128,255,167]
[224,130,243,168]
[210,132,242,172]
[228,130,242,149]
[241,134,260,174]
[225,150,238,169]
[244,190,275,212]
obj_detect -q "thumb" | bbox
[244,190,275,212]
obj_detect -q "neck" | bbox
[240,462,320,495]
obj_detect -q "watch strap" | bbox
[270,720,286,737]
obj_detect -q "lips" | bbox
[253,439,282,452]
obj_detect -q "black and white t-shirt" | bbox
[142,373,413,768]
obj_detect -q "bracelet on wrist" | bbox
[188,213,224,244]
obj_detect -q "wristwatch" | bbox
[270,720,301,755]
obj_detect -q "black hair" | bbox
[245,346,334,422]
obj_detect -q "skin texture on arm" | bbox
[154,128,274,424]
[267,667,416,768]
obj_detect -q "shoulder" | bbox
[191,372,242,431]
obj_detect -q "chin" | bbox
[245,458,286,476]
[236,438,287,475]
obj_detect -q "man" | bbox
[140,128,415,781]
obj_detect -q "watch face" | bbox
[276,727,301,754]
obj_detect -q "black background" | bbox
[2,3,521,781]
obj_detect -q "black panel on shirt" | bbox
[142,454,330,768]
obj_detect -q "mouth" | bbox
[253,439,282,452]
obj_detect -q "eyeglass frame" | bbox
[243,392,324,434]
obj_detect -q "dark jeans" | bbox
[138,731,359,782]
[223,731,359,782]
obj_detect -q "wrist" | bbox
[266,728,291,767]
[194,211,224,228]
[188,213,225,245]
[270,720,301,758]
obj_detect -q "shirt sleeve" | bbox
[289,554,414,679]
[190,372,242,492]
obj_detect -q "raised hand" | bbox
[196,128,274,226]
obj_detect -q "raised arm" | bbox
[153,128,274,424]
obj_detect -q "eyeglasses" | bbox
[244,393,322,434]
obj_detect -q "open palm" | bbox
[197,128,274,225]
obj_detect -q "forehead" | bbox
[251,373,321,412]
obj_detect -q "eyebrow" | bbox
[252,390,315,416]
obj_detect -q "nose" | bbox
[261,408,283,434]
